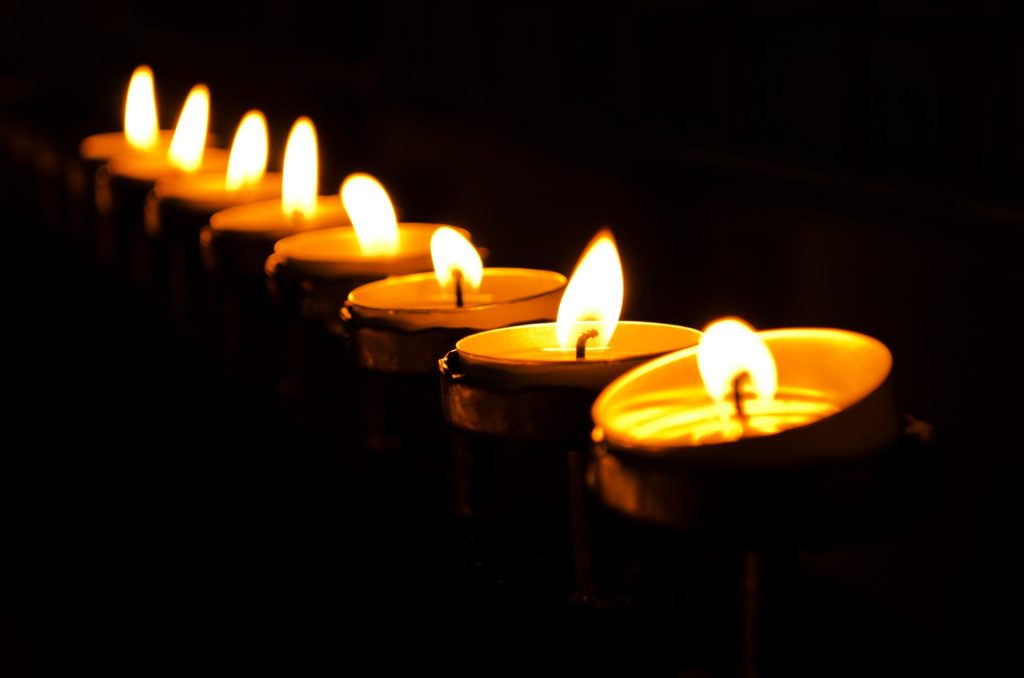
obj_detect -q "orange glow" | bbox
[281,117,319,218]
[431,227,483,290]
[124,65,159,151]
[340,173,400,255]
[697,318,778,414]
[555,230,624,349]
[167,84,210,172]
[225,110,268,191]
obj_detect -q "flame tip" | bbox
[555,229,625,348]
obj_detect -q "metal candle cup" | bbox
[343,268,567,375]
[589,327,908,535]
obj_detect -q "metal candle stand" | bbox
[439,348,602,603]
[589,416,936,677]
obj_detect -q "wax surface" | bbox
[274,223,448,278]
[209,196,348,241]
[592,328,899,460]
[107,147,230,182]
[456,322,702,390]
[347,268,567,331]
[153,171,282,211]
[79,130,174,161]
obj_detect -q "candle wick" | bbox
[732,372,750,430]
[576,329,599,360]
[453,269,464,308]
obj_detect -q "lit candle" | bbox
[96,82,226,280]
[446,230,702,393]
[592,317,899,463]
[269,173,443,280]
[74,65,174,258]
[588,316,905,538]
[343,227,566,374]
[204,116,344,258]
[78,65,171,166]
[144,110,281,325]
[201,117,343,383]
[440,230,701,436]
[103,83,227,182]
[147,110,280,222]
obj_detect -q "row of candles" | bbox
[76,66,904,532]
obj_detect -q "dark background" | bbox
[2,1,1021,676]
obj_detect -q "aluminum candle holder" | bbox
[587,325,937,677]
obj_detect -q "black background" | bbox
[2,2,1022,676]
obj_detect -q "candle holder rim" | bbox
[273,222,463,261]
[345,268,568,315]
[455,321,703,368]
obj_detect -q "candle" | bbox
[203,116,344,278]
[144,110,281,326]
[441,230,701,435]
[341,227,565,458]
[78,66,171,166]
[446,231,701,393]
[200,116,337,383]
[343,227,566,375]
[147,110,280,220]
[588,316,905,537]
[97,83,226,281]
[74,65,174,258]
[592,317,899,463]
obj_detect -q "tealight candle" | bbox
[97,83,226,282]
[592,318,899,466]
[200,116,341,381]
[73,65,173,259]
[78,66,171,168]
[344,227,567,375]
[444,231,701,396]
[144,110,281,326]
[587,315,911,537]
[203,117,345,280]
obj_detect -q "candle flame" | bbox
[340,173,400,255]
[431,227,483,290]
[225,110,269,191]
[167,84,209,172]
[281,117,319,218]
[697,318,778,411]
[555,230,624,349]
[124,65,159,151]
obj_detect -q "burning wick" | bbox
[732,371,751,428]
[576,328,599,360]
[453,269,464,308]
